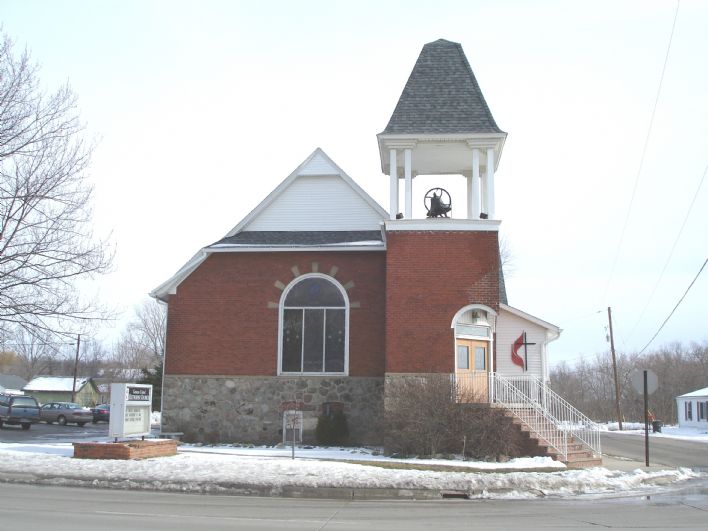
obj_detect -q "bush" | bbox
[384,374,524,459]
[315,411,349,445]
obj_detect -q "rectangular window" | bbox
[282,308,346,374]
[686,401,693,421]
[455,324,490,338]
[303,309,325,372]
[474,346,486,370]
[282,309,303,372]
[457,346,469,369]
[699,401,707,421]
[324,309,345,372]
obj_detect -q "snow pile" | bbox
[0,443,700,499]
[150,411,161,426]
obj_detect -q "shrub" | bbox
[384,374,524,459]
[315,410,349,445]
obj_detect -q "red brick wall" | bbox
[165,251,386,377]
[73,440,177,460]
[385,231,500,373]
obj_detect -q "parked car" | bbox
[40,402,93,426]
[91,404,110,423]
[0,393,40,430]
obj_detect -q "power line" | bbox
[638,257,708,355]
[627,163,708,340]
[600,0,680,305]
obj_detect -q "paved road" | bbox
[1,484,707,531]
[602,431,708,470]
[0,420,109,443]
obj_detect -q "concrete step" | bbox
[563,456,603,469]
[501,407,601,468]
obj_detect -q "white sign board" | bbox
[109,383,152,438]
[631,369,659,395]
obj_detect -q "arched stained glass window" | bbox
[280,275,348,374]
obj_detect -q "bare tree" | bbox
[128,299,166,360]
[0,32,111,334]
[10,327,60,380]
[498,234,515,278]
[106,300,166,379]
[550,341,708,424]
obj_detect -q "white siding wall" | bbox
[246,175,384,231]
[676,397,708,428]
[298,151,340,175]
[495,309,548,381]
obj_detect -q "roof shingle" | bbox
[382,39,503,135]
[211,231,383,247]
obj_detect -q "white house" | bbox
[676,387,708,428]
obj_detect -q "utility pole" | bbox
[71,334,81,403]
[607,307,622,430]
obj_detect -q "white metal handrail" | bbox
[490,374,602,460]
[452,372,601,461]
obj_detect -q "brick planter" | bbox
[73,439,178,460]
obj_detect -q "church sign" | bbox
[109,383,153,439]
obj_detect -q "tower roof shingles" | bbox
[382,39,503,135]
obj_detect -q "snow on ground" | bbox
[602,423,708,442]
[179,444,567,470]
[0,442,701,499]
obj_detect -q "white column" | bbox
[389,149,398,220]
[486,148,495,219]
[404,148,412,219]
[469,148,481,219]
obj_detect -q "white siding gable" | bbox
[496,307,556,381]
[239,149,387,232]
[246,175,383,231]
[298,150,340,176]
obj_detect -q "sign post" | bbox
[630,369,658,466]
[109,383,153,441]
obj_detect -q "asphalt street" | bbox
[2,483,708,530]
[601,431,708,470]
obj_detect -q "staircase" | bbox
[490,374,602,468]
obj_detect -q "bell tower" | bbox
[378,39,506,221]
[381,39,507,375]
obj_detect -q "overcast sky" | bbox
[2,0,706,365]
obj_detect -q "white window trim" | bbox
[277,273,350,376]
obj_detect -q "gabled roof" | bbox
[0,374,27,391]
[151,149,388,302]
[211,231,383,248]
[677,386,708,398]
[499,303,561,341]
[226,148,388,234]
[23,376,92,393]
[381,39,503,135]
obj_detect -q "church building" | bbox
[152,39,600,465]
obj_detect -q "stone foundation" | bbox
[162,375,384,445]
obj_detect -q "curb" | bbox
[0,472,453,500]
